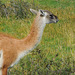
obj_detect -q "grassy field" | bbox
[0,0,75,75]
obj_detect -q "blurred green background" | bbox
[0,0,75,75]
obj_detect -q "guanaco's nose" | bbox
[56,19,59,22]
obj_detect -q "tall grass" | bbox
[0,0,75,75]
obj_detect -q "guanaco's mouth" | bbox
[53,19,59,23]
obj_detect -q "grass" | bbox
[39,0,74,8]
[0,0,75,75]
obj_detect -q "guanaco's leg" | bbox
[2,67,7,75]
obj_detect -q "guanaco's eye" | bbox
[50,15,53,19]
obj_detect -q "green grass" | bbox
[0,18,31,39]
[0,0,75,75]
[39,0,74,8]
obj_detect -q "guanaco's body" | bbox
[0,9,58,75]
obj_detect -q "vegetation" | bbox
[0,0,75,75]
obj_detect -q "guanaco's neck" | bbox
[19,15,46,52]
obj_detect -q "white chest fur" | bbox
[0,50,3,69]
[10,50,30,67]
[10,38,41,68]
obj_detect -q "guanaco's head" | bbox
[30,9,58,24]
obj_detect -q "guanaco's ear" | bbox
[39,10,45,16]
[30,9,38,15]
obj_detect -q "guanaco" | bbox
[0,9,58,75]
